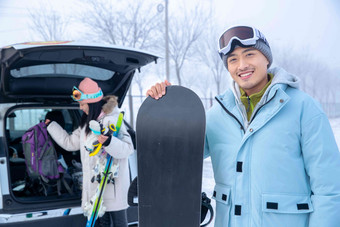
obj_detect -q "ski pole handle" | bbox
[89,115,121,157]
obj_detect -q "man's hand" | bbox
[146,80,171,100]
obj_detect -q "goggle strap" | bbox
[71,86,103,101]
[83,90,103,100]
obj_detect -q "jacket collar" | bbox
[230,66,300,104]
[216,66,299,126]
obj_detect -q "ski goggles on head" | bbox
[218,26,269,57]
[71,86,103,101]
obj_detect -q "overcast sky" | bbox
[213,0,340,68]
[0,0,339,69]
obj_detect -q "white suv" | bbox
[0,41,157,226]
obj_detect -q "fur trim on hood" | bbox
[102,95,118,114]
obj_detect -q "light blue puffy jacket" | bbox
[205,67,340,227]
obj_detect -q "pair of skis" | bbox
[86,112,124,227]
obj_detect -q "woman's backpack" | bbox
[22,121,72,196]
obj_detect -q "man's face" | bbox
[226,47,269,96]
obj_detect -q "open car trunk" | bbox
[0,41,158,106]
[0,42,157,225]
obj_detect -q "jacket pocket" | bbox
[212,184,231,227]
[261,193,313,227]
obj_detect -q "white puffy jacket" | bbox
[47,96,134,212]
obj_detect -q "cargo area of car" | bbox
[5,105,83,203]
[0,42,156,226]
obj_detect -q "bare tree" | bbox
[27,4,73,74]
[28,4,69,41]
[274,44,339,117]
[195,24,229,95]
[80,0,162,49]
[186,61,213,97]
[79,0,163,128]
[167,4,210,86]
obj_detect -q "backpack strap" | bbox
[127,177,214,225]
[200,192,214,227]
[61,175,74,195]
[41,174,49,183]
[37,123,50,159]
[40,177,49,196]
[127,177,138,206]
[57,178,62,196]
[54,174,73,196]
[39,140,50,160]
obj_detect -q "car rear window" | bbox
[10,63,114,80]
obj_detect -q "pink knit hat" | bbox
[76,77,103,104]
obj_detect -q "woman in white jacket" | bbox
[46,77,134,227]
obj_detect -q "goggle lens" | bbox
[219,26,255,50]
[72,87,84,101]
[71,86,103,102]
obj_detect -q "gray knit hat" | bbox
[218,26,273,70]
[222,39,273,70]
[253,39,273,68]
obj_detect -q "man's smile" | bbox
[238,71,254,80]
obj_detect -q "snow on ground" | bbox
[330,117,340,149]
[201,117,340,226]
[202,158,215,226]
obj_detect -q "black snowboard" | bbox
[136,85,206,227]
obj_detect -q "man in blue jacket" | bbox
[146,25,340,227]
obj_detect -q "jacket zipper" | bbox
[249,90,278,124]
[215,97,245,133]
[246,96,251,113]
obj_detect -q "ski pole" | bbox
[86,112,124,227]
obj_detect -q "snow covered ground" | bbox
[201,117,340,226]
[330,117,340,148]
[202,158,215,226]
